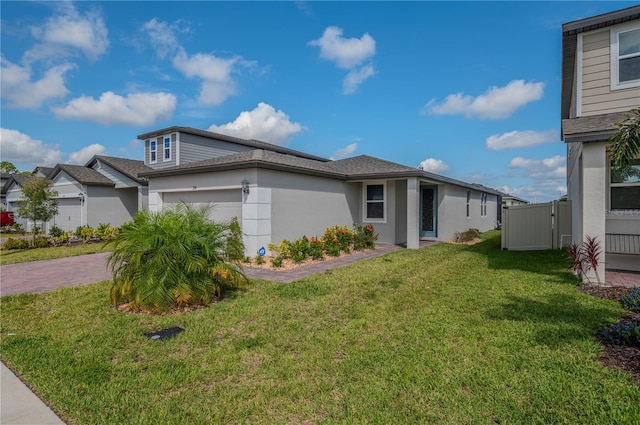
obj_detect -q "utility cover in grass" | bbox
[144,327,184,340]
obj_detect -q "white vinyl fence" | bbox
[501,201,571,251]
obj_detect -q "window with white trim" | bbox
[149,139,157,163]
[610,159,640,210]
[364,182,385,222]
[611,22,640,90]
[466,190,471,218]
[163,137,171,161]
[481,193,488,217]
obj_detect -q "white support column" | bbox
[406,177,420,249]
[242,186,272,257]
[581,142,607,283]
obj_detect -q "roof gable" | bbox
[86,155,152,184]
[49,164,114,186]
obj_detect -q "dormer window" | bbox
[149,139,157,163]
[611,22,640,90]
[164,137,171,161]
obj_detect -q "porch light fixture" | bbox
[241,178,250,195]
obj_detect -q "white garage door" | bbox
[163,190,242,224]
[52,198,82,231]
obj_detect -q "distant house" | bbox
[0,172,12,209]
[4,156,151,232]
[138,126,502,255]
[501,195,529,207]
[561,5,640,278]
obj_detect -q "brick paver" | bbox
[1,252,112,296]
[1,242,638,297]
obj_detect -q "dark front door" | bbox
[420,186,437,238]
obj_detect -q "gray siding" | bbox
[52,172,83,196]
[92,161,138,188]
[86,186,138,227]
[438,185,498,241]
[581,29,640,116]
[178,133,254,165]
[144,133,178,169]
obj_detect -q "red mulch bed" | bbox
[577,286,640,384]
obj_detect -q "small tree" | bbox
[15,176,58,246]
[0,161,19,174]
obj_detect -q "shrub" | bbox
[620,288,640,312]
[271,256,283,268]
[269,240,292,259]
[49,225,64,238]
[455,228,480,243]
[12,223,24,235]
[33,236,49,248]
[290,236,310,263]
[51,232,71,246]
[353,223,378,250]
[225,217,245,262]
[106,203,247,312]
[254,255,265,265]
[601,321,640,347]
[308,237,324,260]
[75,225,97,242]
[322,225,354,256]
[2,237,30,250]
[96,223,119,241]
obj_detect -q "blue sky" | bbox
[1,1,637,202]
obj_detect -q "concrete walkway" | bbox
[1,363,64,424]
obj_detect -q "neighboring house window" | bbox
[610,159,640,210]
[149,139,157,163]
[364,182,385,222]
[611,22,640,90]
[164,137,171,161]
[466,191,471,218]
[481,193,487,217]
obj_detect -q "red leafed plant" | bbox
[565,235,602,285]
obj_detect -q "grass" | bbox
[0,242,108,265]
[1,231,638,424]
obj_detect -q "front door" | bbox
[420,186,437,238]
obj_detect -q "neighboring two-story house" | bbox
[561,5,640,280]
[138,126,501,256]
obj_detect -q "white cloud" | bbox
[486,129,559,150]
[423,80,545,119]
[0,128,62,167]
[0,58,72,109]
[31,4,109,62]
[509,155,566,179]
[208,102,303,145]
[142,19,255,106]
[331,143,358,159]
[343,65,375,95]
[52,91,176,126]
[67,144,107,165]
[309,26,376,94]
[309,26,376,69]
[172,51,238,105]
[419,158,450,174]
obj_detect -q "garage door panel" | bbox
[163,190,242,224]
[52,199,81,231]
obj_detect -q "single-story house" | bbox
[4,156,151,232]
[138,127,502,256]
[561,5,640,278]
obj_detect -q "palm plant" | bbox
[106,203,246,312]
[608,108,640,169]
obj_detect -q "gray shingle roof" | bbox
[562,111,634,142]
[88,155,152,184]
[51,164,114,186]
[136,126,329,162]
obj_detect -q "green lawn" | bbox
[0,242,108,265]
[1,232,638,424]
